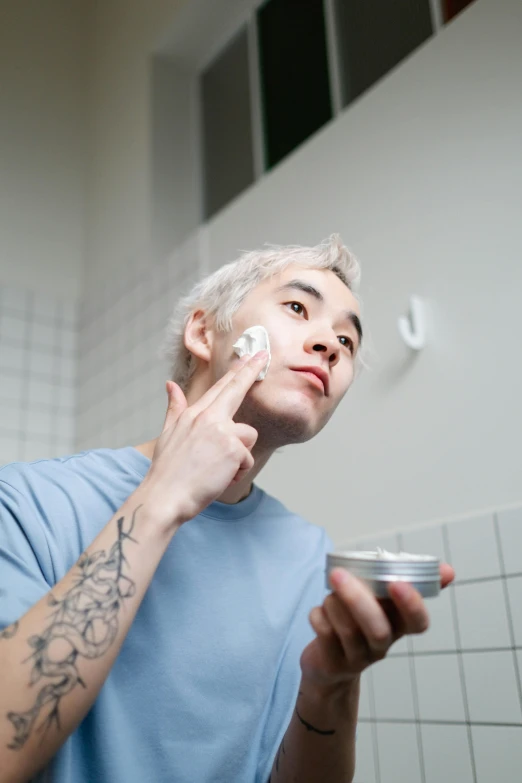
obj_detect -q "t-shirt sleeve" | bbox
[0,478,52,629]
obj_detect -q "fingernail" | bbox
[389,582,410,600]
[330,568,349,588]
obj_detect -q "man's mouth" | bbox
[291,366,329,396]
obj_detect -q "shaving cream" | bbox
[233,325,271,381]
[355,547,436,563]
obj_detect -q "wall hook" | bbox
[398,295,425,351]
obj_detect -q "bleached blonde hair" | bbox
[162,234,361,391]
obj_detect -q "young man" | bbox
[0,235,453,783]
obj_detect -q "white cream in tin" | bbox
[352,548,437,563]
[326,548,441,598]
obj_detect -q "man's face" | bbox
[209,265,362,445]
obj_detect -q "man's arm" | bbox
[269,678,359,783]
[0,490,178,783]
[0,352,268,783]
[269,562,456,783]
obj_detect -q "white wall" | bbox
[0,0,88,299]
[82,0,522,544]
[199,0,522,541]
[84,0,187,290]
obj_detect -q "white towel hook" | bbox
[398,296,425,351]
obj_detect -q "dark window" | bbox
[441,0,477,23]
[201,27,255,220]
[334,0,433,108]
[257,0,333,170]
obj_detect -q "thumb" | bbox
[163,380,188,430]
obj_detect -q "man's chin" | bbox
[238,395,326,447]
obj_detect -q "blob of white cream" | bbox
[345,548,437,562]
[232,325,271,381]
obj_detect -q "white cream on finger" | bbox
[233,325,271,381]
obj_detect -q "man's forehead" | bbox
[266,264,359,314]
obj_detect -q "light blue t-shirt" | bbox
[0,447,332,783]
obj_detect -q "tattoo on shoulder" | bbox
[0,621,19,640]
[4,507,141,751]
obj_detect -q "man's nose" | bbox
[304,333,340,366]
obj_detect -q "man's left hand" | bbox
[301,564,455,693]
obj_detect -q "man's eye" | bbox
[287,302,306,316]
[339,335,355,353]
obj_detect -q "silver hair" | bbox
[161,234,362,391]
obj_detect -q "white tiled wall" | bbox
[76,242,200,452]
[1,233,202,462]
[350,506,522,783]
[0,284,77,465]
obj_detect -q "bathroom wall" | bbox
[0,0,87,299]
[0,0,85,466]
[0,283,77,466]
[198,0,522,539]
[351,505,522,783]
[76,233,202,452]
[80,0,522,542]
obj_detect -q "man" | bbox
[0,235,454,783]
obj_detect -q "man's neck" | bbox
[133,438,272,505]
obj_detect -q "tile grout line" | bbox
[442,524,478,783]
[387,644,522,658]
[18,290,33,462]
[398,531,427,783]
[366,667,381,783]
[493,513,522,718]
[49,300,63,455]
[356,717,522,728]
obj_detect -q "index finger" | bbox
[209,351,269,418]
[440,563,455,589]
[329,568,393,653]
[188,355,251,416]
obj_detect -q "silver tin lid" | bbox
[326,550,441,599]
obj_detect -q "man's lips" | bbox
[291,367,329,396]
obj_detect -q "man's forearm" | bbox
[270,677,359,783]
[0,487,180,783]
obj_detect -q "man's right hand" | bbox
[0,358,274,782]
[141,350,269,529]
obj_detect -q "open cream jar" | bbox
[326,548,441,598]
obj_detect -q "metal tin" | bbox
[326,551,441,599]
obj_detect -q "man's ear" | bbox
[184,309,214,364]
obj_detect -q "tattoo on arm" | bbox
[294,690,336,736]
[0,621,19,640]
[271,689,338,779]
[4,507,140,751]
[294,706,336,736]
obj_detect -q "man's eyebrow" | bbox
[348,312,363,346]
[276,279,363,345]
[275,280,324,301]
